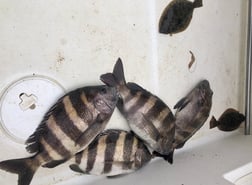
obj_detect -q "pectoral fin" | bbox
[174,97,190,111]
[75,113,107,148]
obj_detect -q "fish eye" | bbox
[101,87,107,94]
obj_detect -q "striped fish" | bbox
[0,85,118,185]
[173,80,213,149]
[69,129,152,176]
[100,58,175,164]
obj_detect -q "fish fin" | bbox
[173,97,190,111]
[153,150,174,164]
[127,82,145,91]
[100,58,126,87]
[0,156,39,185]
[112,58,126,86]
[209,116,219,129]
[106,173,128,178]
[116,97,125,114]
[140,114,161,142]
[193,0,203,8]
[25,121,47,153]
[42,159,68,168]
[69,164,85,173]
[25,96,65,154]
[75,113,107,147]
[100,73,118,87]
[175,141,186,149]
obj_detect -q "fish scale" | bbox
[70,129,152,176]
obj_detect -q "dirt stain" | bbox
[57,52,65,64]
[188,50,197,73]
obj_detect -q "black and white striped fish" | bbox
[173,80,213,149]
[0,85,118,185]
[69,129,152,176]
[100,58,175,163]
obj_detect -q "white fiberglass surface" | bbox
[0,0,250,185]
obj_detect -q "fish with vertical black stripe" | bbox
[0,85,118,185]
[100,58,175,164]
[69,129,152,176]
[173,80,213,149]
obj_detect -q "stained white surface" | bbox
[0,0,250,185]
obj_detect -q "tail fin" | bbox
[0,157,39,185]
[209,116,219,129]
[193,0,203,8]
[113,58,126,85]
[100,58,126,87]
[153,150,174,164]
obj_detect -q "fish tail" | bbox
[152,150,174,164]
[0,156,39,185]
[193,0,203,8]
[100,58,126,87]
[209,116,218,129]
[112,58,126,85]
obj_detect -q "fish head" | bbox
[237,112,246,123]
[91,85,118,114]
[194,80,213,109]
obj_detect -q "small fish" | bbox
[100,58,175,164]
[173,80,213,149]
[159,0,203,35]
[70,129,152,177]
[0,85,118,185]
[210,108,245,131]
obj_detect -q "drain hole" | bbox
[19,93,37,111]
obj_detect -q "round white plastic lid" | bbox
[0,75,65,144]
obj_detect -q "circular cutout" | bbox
[0,75,65,144]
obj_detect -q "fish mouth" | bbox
[198,80,213,97]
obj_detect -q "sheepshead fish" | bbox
[70,129,152,176]
[210,108,245,131]
[0,85,118,185]
[173,80,213,149]
[159,0,203,35]
[100,58,175,163]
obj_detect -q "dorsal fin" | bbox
[25,95,65,153]
[127,82,145,91]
